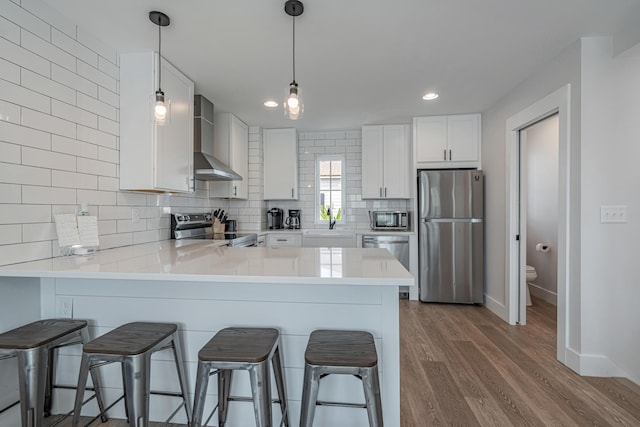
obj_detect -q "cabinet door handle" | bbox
[384,187,387,197]
[291,188,294,198]
[233,185,237,196]
[449,149,452,161]
[443,149,446,161]
[379,187,382,197]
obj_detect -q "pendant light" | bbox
[149,11,171,125]
[284,0,304,120]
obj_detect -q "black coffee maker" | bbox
[267,208,284,229]
[285,209,301,229]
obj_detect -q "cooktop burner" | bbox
[171,213,257,246]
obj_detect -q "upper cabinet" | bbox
[362,124,411,199]
[264,128,298,200]
[209,113,249,199]
[413,114,481,169]
[120,52,194,193]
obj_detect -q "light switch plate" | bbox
[600,205,627,223]
[56,297,73,318]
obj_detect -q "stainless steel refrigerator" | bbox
[418,170,484,303]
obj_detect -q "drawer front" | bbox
[266,233,301,247]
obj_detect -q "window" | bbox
[316,155,345,224]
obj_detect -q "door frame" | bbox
[505,84,571,364]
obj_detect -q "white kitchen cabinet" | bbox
[263,128,298,200]
[361,124,411,199]
[120,52,194,193]
[414,114,480,168]
[266,233,301,247]
[209,113,248,199]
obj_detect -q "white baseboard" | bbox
[483,294,509,323]
[528,283,557,305]
[566,347,640,385]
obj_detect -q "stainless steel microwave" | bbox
[369,210,409,230]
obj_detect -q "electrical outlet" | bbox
[600,205,627,223]
[132,208,140,223]
[57,297,73,318]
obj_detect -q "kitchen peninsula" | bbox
[0,241,413,426]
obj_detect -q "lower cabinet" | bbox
[266,233,301,247]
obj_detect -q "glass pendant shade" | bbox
[153,89,170,124]
[285,82,303,120]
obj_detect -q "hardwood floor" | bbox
[45,297,640,426]
[400,296,640,426]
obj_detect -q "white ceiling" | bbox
[43,0,640,131]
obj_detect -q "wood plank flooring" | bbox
[45,297,640,426]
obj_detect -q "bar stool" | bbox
[72,322,191,427]
[0,318,107,427]
[191,327,289,427]
[300,329,383,427]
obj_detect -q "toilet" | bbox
[525,265,537,306]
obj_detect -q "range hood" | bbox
[193,95,242,181]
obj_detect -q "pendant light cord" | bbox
[158,22,162,91]
[292,13,296,83]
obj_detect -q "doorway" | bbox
[505,85,571,365]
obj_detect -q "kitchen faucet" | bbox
[327,208,336,230]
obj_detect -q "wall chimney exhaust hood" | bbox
[193,95,242,181]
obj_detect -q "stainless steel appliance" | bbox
[285,209,301,229]
[369,210,409,231]
[171,213,257,246]
[362,234,410,298]
[267,208,284,229]
[418,170,484,303]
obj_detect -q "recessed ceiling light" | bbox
[264,100,279,108]
[422,92,439,101]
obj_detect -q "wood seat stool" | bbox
[191,327,289,427]
[0,318,107,427]
[300,329,383,427]
[72,322,191,427]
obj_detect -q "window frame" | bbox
[315,154,346,225]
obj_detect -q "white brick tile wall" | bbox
[97,56,118,79]
[21,29,76,71]
[52,100,97,128]
[0,78,51,114]
[116,192,148,206]
[52,28,98,67]
[97,176,118,191]
[0,163,51,186]
[22,185,76,205]
[97,87,118,108]
[0,224,22,244]
[77,124,116,148]
[97,219,117,235]
[22,146,76,171]
[1,0,50,41]
[76,189,117,206]
[0,204,50,223]
[98,206,133,221]
[0,241,51,265]
[0,14,20,43]
[117,219,146,233]
[99,233,133,250]
[77,92,116,120]
[52,135,98,159]
[76,26,117,65]
[98,116,118,136]
[22,222,56,242]
[0,57,21,83]
[76,60,116,92]
[0,36,50,77]
[21,68,76,104]
[76,157,116,176]
[0,183,21,203]
[20,0,76,38]
[51,170,97,189]
[0,140,21,163]
[22,108,76,138]
[133,229,167,245]
[98,146,118,163]
[52,64,97,97]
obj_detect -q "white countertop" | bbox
[0,240,414,286]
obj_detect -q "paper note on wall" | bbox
[77,216,99,247]
[54,214,81,247]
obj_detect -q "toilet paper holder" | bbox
[535,243,550,252]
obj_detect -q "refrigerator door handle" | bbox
[422,218,483,223]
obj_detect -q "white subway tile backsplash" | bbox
[97,56,118,79]
[52,135,98,159]
[0,203,50,224]
[98,219,117,235]
[52,64,98,97]
[98,176,119,191]
[21,68,76,104]
[0,162,50,186]
[22,108,76,138]
[116,192,147,206]
[21,28,76,71]
[20,0,76,38]
[0,183,21,203]
[0,57,20,84]
[76,26,117,65]
[52,100,97,128]
[77,92,116,120]
[22,146,76,171]
[117,219,146,233]
[2,0,50,41]
[0,36,50,77]
[22,222,56,242]
[77,60,116,92]
[52,28,97,67]
[99,206,133,220]
[97,86,118,108]
[22,185,76,204]
[51,170,97,189]
[76,157,116,177]
[0,140,21,163]
[97,146,118,164]
[0,224,21,244]
[0,78,50,114]
[0,14,20,43]
[98,116,118,136]
[77,124,116,148]
[99,232,133,250]
[76,189,116,206]
[133,229,167,245]
[0,241,51,264]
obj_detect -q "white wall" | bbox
[525,115,559,302]
[0,0,221,266]
[579,37,640,382]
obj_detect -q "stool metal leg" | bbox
[299,364,321,427]
[170,333,192,424]
[191,361,211,427]
[361,367,383,427]
[218,369,233,426]
[17,347,49,427]
[121,354,151,427]
[43,348,55,417]
[271,345,289,426]
[72,354,90,427]
[249,361,272,427]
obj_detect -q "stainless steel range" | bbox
[171,213,257,247]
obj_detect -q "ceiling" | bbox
[43,0,640,131]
